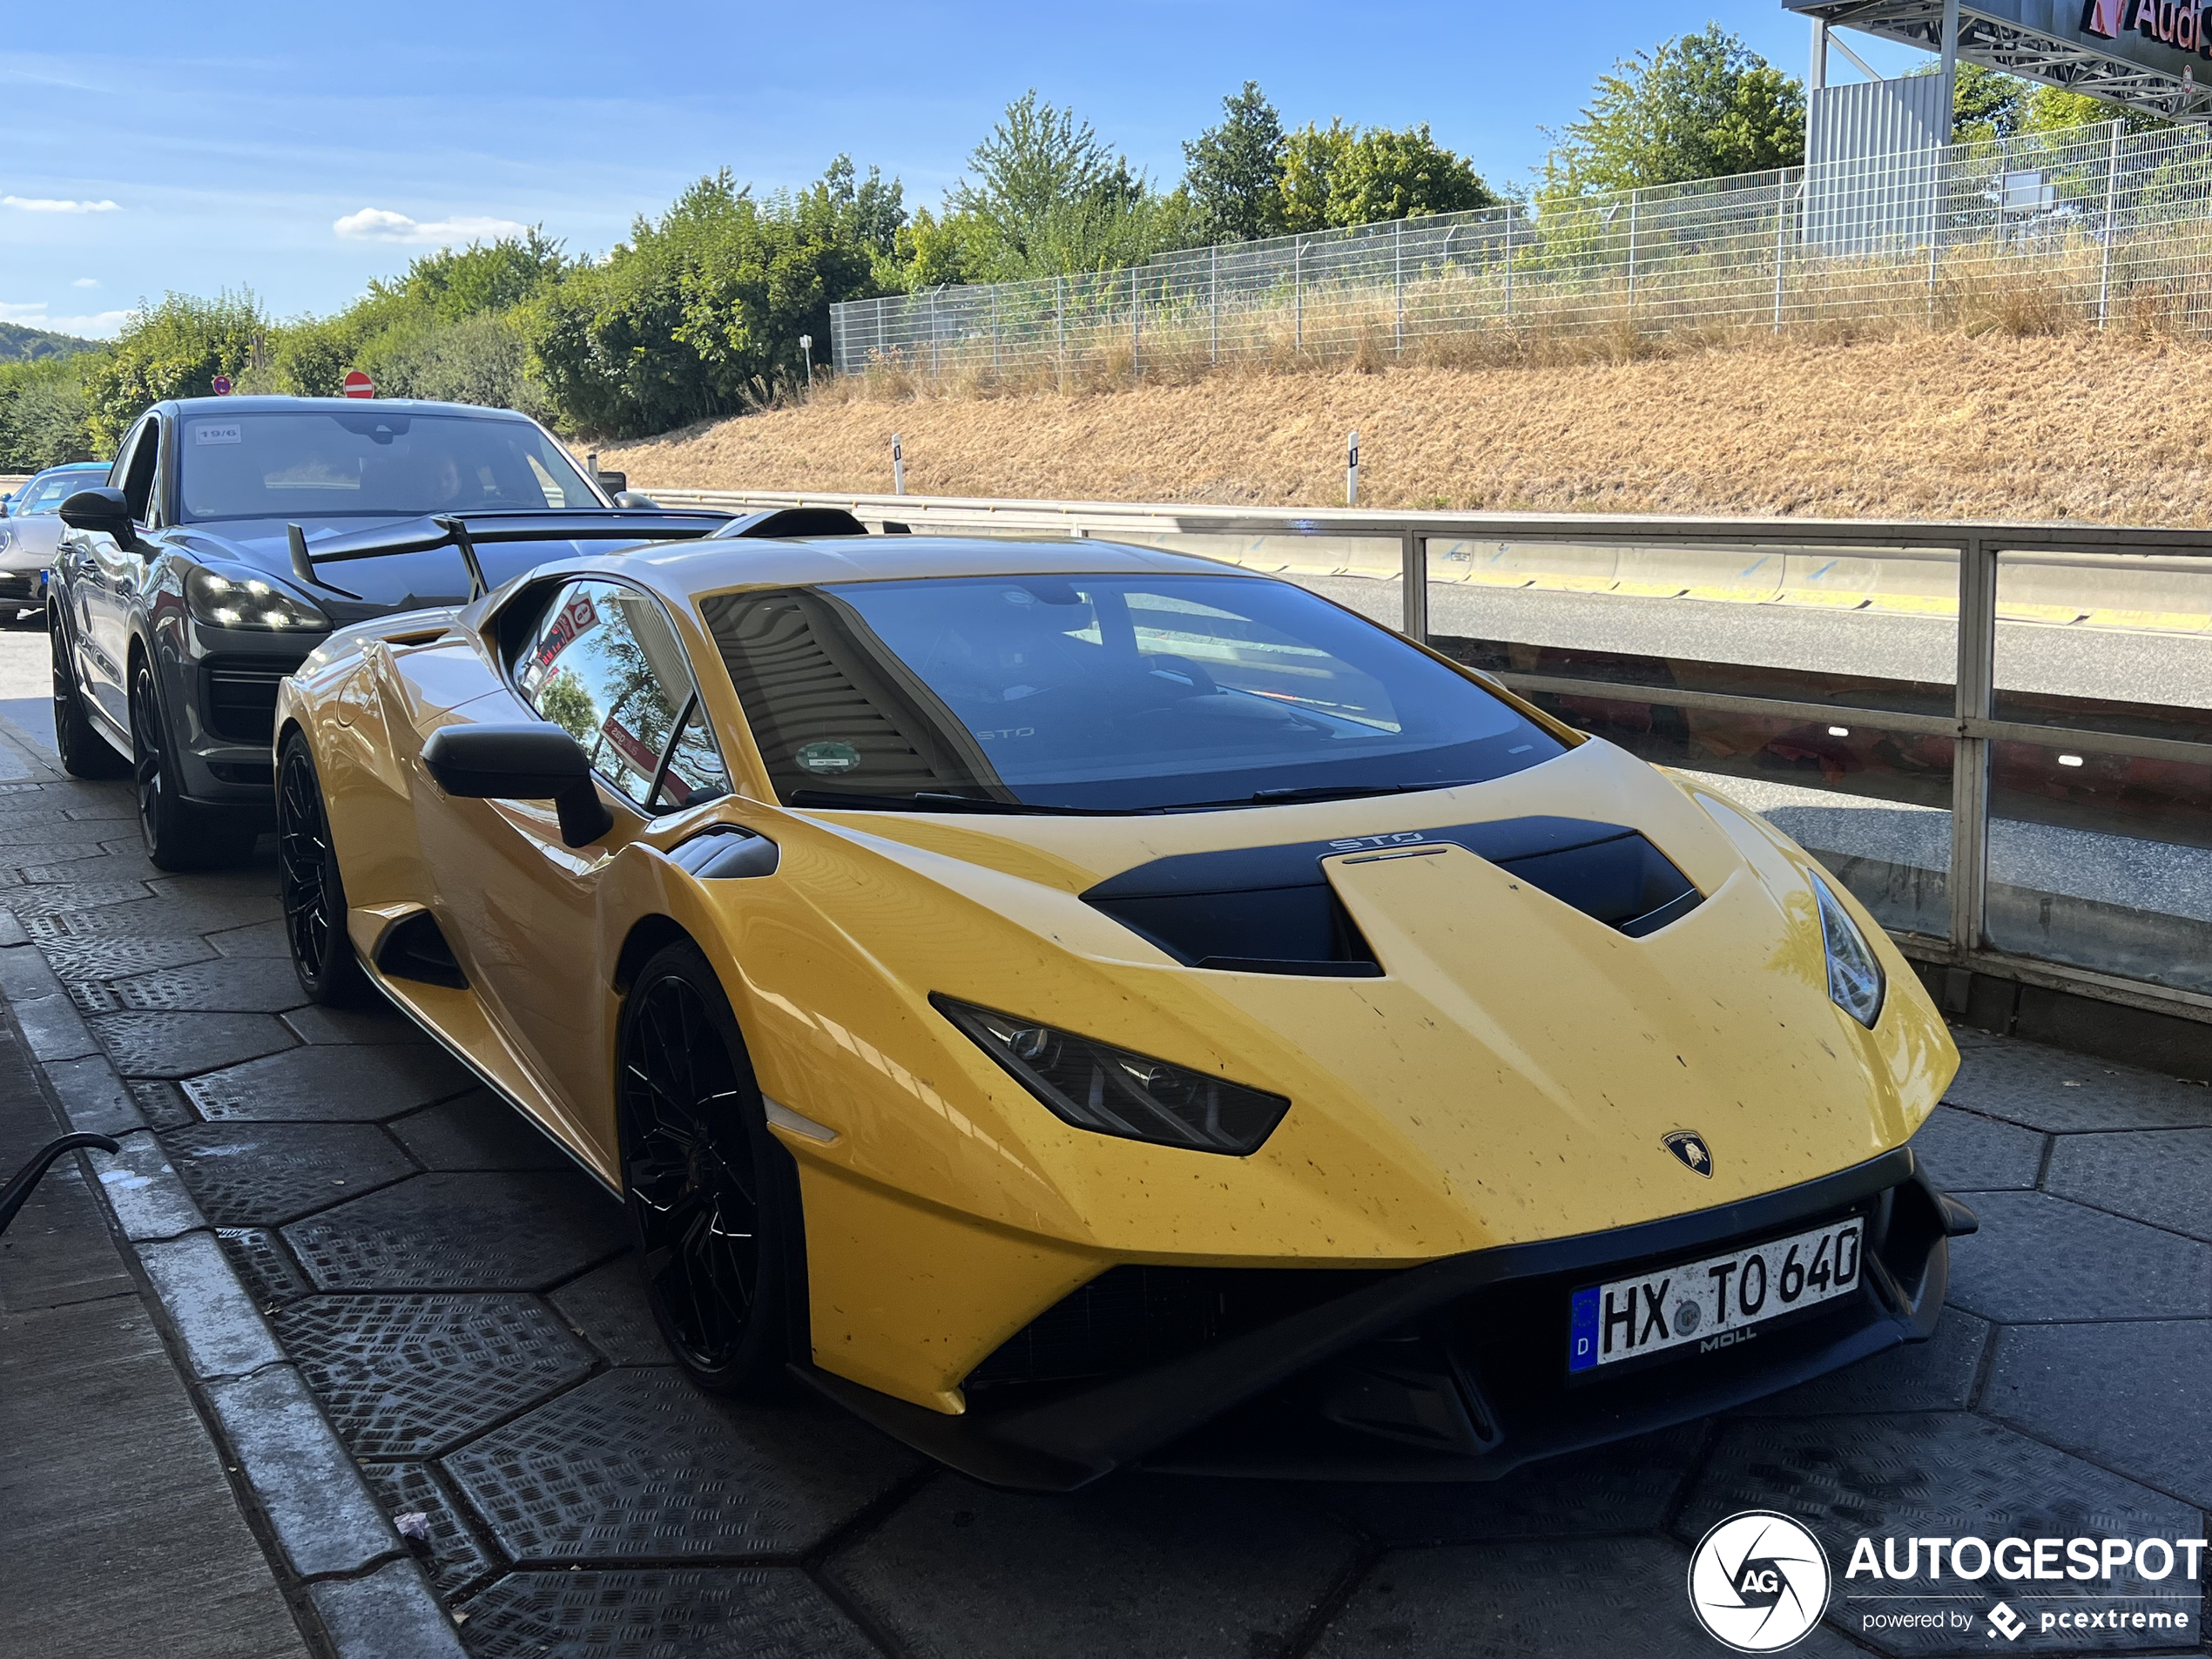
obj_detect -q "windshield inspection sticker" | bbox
[192,423,243,445]
[795,740,860,775]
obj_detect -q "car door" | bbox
[72,417,158,729]
[430,577,732,1163]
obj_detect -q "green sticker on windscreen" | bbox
[795,740,860,775]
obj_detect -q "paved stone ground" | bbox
[4,745,2211,1654]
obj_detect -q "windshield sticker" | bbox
[795,740,861,775]
[193,423,243,445]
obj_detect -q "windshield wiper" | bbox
[1184,780,1487,808]
[787,789,1146,817]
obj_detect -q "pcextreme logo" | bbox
[1687,1511,1831,1652]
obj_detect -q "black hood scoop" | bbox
[1082,816,1703,978]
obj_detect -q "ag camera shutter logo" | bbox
[1688,1511,1832,1651]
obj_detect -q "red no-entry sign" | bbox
[341,369,374,399]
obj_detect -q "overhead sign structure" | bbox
[341,369,374,400]
[1787,0,2212,120]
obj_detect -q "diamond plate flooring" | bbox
[7,766,2211,1658]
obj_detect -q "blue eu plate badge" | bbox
[1568,1285,1601,1373]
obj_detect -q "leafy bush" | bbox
[0,359,96,469]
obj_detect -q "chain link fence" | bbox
[831,119,2212,386]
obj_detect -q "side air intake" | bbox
[373,911,469,989]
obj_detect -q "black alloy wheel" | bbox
[617,940,800,1397]
[130,658,228,869]
[277,733,368,1005]
[49,610,127,780]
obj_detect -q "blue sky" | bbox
[0,1,1928,339]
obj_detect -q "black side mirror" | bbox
[595,469,628,496]
[421,723,615,849]
[58,487,134,543]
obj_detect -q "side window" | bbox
[120,418,161,524]
[516,580,731,812]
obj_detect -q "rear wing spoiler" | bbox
[285,505,867,599]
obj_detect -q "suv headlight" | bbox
[933,995,1290,1156]
[186,567,327,631]
[1812,874,1885,1028]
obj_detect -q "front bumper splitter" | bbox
[794,1147,1972,1492]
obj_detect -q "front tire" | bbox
[131,657,233,870]
[617,939,803,1399]
[278,732,368,1006]
[50,610,128,780]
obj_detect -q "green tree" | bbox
[1543,24,1804,195]
[1278,120,1496,233]
[393,230,568,323]
[951,91,1168,277]
[2023,84,2169,136]
[1183,82,1286,241]
[0,358,96,469]
[82,291,266,451]
[523,158,888,435]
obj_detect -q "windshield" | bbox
[13,469,105,515]
[176,409,597,523]
[700,572,1568,812]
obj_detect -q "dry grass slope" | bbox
[600,331,2212,524]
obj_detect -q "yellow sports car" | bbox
[273,523,1973,1488]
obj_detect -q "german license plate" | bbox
[1567,1217,1864,1373]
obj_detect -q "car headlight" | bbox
[1811,874,1885,1028]
[186,567,327,631]
[933,995,1290,1156]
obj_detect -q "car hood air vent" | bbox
[1081,816,1703,974]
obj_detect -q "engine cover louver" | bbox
[1082,816,1702,976]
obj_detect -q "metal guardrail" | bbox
[651,485,2212,1022]
[833,118,2212,381]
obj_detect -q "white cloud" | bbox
[0,300,127,337]
[334,207,527,246]
[3,195,120,213]
[71,277,98,288]
[44,310,129,337]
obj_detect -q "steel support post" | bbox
[1393,219,1405,354]
[991,289,1000,374]
[1131,266,1140,377]
[1950,536,1997,955]
[1400,531,1427,640]
[1210,245,1219,362]
[1055,275,1066,388]
[1294,239,1304,351]
[2098,121,2122,327]
[1627,191,1639,314]
[1773,186,1789,332]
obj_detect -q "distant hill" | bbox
[0,322,98,363]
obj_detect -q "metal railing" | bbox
[651,484,2212,1024]
[832,118,2212,381]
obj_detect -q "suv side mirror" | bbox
[595,469,628,496]
[58,487,134,544]
[420,723,615,848]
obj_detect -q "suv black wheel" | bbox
[277,732,368,1005]
[617,939,804,1398]
[50,611,127,780]
[131,658,233,870]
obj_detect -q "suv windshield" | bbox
[13,469,105,514]
[177,409,596,523]
[700,572,1567,812]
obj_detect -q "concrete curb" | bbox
[0,837,465,1656]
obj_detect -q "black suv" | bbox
[49,396,740,867]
